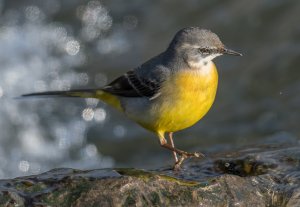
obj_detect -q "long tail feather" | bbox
[20,89,122,111]
[21,89,99,99]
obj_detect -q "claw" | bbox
[181,151,205,158]
[172,152,205,169]
[173,156,186,170]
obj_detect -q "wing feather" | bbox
[102,70,161,98]
[102,53,170,99]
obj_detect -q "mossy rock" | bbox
[1,140,300,206]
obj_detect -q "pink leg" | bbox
[168,132,178,163]
[158,132,205,169]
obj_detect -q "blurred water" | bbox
[0,0,116,178]
[0,0,299,178]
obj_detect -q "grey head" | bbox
[167,27,242,67]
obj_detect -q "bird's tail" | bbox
[21,89,122,111]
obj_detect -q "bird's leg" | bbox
[159,133,205,169]
[159,138,204,158]
[168,132,178,163]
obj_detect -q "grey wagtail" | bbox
[22,27,242,169]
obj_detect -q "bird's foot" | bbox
[159,141,205,170]
[173,151,205,170]
[173,156,185,170]
[181,151,205,158]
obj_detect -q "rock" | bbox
[1,140,300,207]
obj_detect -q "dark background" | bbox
[0,0,299,178]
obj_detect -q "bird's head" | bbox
[168,27,242,68]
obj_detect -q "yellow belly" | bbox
[148,62,218,134]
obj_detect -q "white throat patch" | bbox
[188,54,221,73]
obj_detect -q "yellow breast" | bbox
[151,62,218,134]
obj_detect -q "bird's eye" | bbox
[198,48,210,55]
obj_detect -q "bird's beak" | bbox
[223,48,242,56]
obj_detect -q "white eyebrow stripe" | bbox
[181,43,199,49]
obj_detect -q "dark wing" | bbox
[103,52,170,98]
[102,70,161,98]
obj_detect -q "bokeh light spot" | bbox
[78,1,112,41]
[94,108,106,122]
[85,98,99,107]
[82,108,94,121]
[25,6,44,22]
[65,40,80,56]
[77,73,89,85]
[19,160,30,172]
[113,125,126,138]
[85,144,98,157]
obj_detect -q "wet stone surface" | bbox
[1,138,300,207]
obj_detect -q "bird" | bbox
[21,27,242,169]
